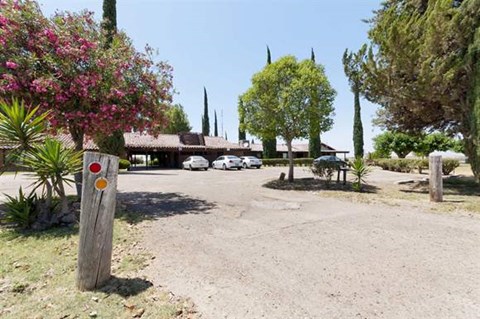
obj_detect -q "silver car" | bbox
[182,156,209,170]
[240,156,262,169]
[212,155,242,170]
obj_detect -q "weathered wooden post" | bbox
[429,155,443,202]
[77,152,119,291]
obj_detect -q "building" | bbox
[247,141,349,159]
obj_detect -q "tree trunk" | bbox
[286,139,294,182]
[70,127,84,197]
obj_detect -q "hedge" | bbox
[371,158,459,175]
[119,159,131,170]
[262,158,314,167]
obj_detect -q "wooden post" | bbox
[429,155,443,202]
[77,152,119,291]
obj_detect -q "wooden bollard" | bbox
[77,152,119,291]
[429,155,443,202]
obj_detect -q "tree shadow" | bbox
[116,192,216,224]
[97,276,153,297]
[399,177,480,197]
[263,178,379,193]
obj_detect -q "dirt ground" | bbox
[2,167,480,318]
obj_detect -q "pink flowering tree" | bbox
[0,0,173,152]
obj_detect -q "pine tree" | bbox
[308,48,322,158]
[202,87,210,136]
[262,45,277,158]
[214,110,218,137]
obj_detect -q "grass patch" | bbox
[0,219,196,318]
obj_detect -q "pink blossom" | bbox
[6,61,18,69]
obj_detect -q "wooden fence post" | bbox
[77,152,119,291]
[429,155,443,202]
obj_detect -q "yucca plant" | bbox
[23,138,83,216]
[351,157,371,192]
[1,187,38,229]
[0,98,49,168]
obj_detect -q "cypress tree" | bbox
[343,47,366,158]
[238,97,246,140]
[262,45,277,158]
[214,110,218,137]
[102,0,117,47]
[308,48,322,158]
[225,131,228,141]
[202,87,210,136]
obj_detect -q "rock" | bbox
[132,308,145,318]
[91,296,99,302]
[89,311,97,318]
[60,213,76,224]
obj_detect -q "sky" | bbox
[38,0,384,154]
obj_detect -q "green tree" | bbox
[241,56,336,182]
[238,97,246,141]
[373,131,418,158]
[414,132,456,157]
[364,0,480,181]
[308,48,322,159]
[343,45,367,159]
[202,87,210,136]
[262,45,277,158]
[163,104,192,134]
[214,110,218,137]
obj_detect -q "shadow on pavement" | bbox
[399,176,480,197]
[117,192,216,224]
[263,178,379,193]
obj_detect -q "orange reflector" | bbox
[95,178,108,191]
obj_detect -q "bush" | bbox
[311,161,339,187]
[1,188,37,229]
[350,158,371,192]
[262,158,313,167]
[119,159,131,170]
[372,158,417,173]
[442,159,460,175]
[131,157,144,164]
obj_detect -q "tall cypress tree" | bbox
[343,46,366,158]
[262,45,277,158]
[238,97,246,141]
[95,0,126,158]
[308,48,322,158]
[202,87,210,136]
[102,0,117,47]
[214,110,218,137]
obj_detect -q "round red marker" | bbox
[89,162,102,174]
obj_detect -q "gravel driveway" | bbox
[116,167,480,319]
[1,167,479,318]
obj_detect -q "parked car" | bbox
[240,156,262,169]
[212,155,242,170]
[182,156,209,170]
[312,155,347,167]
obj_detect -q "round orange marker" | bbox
[95,177,108,191]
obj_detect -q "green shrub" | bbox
[262,158,313,167]
[351,158,371,192]
[119,159,131,170]
[372,158,417,173]
[311,161,339,187]
[1,188,37,229]
[442,159,460,175]
[131,157,144,164]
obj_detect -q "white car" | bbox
[182,156,209,170]
[240,156,262,169]
[212,155,242,170]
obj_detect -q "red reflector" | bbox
[89,162,102,174]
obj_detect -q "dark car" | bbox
[312,155,347,167]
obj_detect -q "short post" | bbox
[429,155,443,202]
[77,152,119,291]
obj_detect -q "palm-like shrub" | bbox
[1,188,38,229]
[351,158,371,192]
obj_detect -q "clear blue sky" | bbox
[39,0,383,154]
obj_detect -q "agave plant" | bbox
[1,187,38,229]
[0,98,49,167]
[351,157,371,192]
[23,138,83,215]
